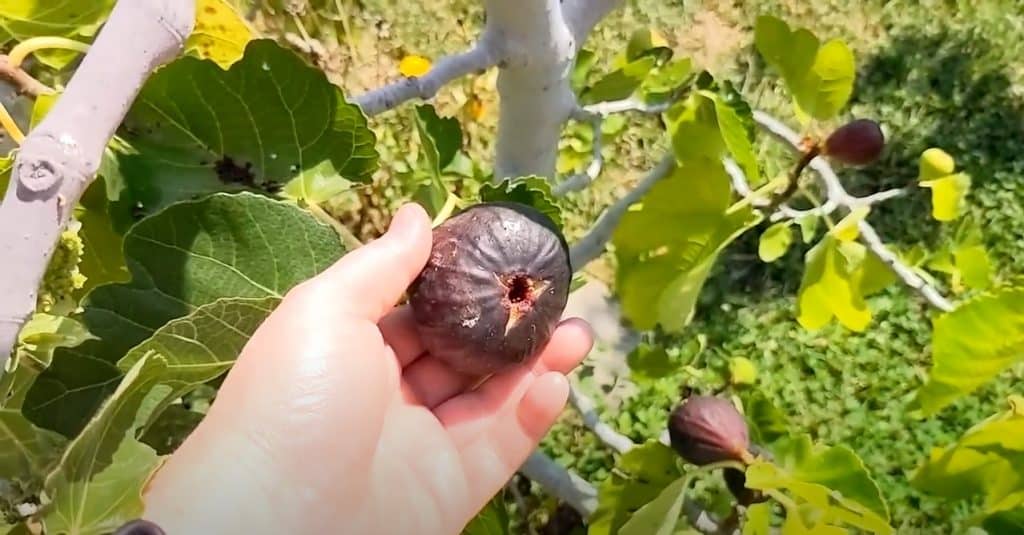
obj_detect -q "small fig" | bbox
[667,396,751,465]
[822,118,885,166]
[408,202,571,376]
[723,468,768,506]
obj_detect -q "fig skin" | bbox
[667,395,751,466]
[408,202,571,376]
[823,118,885,166]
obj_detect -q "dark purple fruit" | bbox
[822,118,885,166]
[113,520,166,535]
[408,202,571,376]
[667,396,751,465]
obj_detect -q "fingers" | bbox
[403,318,593,409]
[453,372,571,514]
[378,305,426,366]
[287,203,432,323]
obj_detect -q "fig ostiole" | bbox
[408,202,571,377]
[822,118,885,166]
[667,395,753,466]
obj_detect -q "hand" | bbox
[141,203,593,534]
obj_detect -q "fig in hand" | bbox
[822,118,885,166]
[667,395,753,465]
[408,202,572,376]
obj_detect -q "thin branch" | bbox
[0,55,54,97]
[352,40,498,116]
[568,383,635,454]
[583,97,672,116]
[750,110,955,312]
[0,0,195,367]
[554,110,604,195]
[569,154,675,270]
[519,451,599,518]
[561,0,625,44]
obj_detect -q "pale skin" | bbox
[142,203,594,534]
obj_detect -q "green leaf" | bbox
[702,90,759,183]
[138,403,205,455]
[117,297,278,431]
[954,245,991,290]
[858,250,896,297]
[0,409,66,484]
[754,16,855,121]
[75,179,130,294]
[793,39,855,121]
[619,475,689,535]
[743,502,774,535]
[461,492,509,535]
[640,59,692,99]
[43,438,160,535]
[921,173,971,222]
[746,435,891,534]
[24,193,347,437]
[626,344,677,382]
[583,56,658,104]
[796,236,871,332]
[119,39,377,212]
[743,390,790,445]
[615,159,760,331]
[571,49,598,94]
[415,104,463,175]
[984,508,1024,534]
[914,287,1024,415]
[912,396,1024,519]
[0,0,115,69]
[589,441,682,535]
[797,215,820,243]
[759,222,793,262]
[42,354,167,535]
[667,94,725,163]
[479,176,564,230]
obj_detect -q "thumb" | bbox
[288,202,433,322]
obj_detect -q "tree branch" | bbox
[554,109,604,195]
[519,451,599,518]
[562,0,625,44]
[0,0,195,367]
[489,0,578,179]
[748,111,955,312]
[569,154,675,270]
[568,383,635,454]
[0,56,54,97]
[352,39,499,116]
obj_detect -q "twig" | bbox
[352,40,498,116]
[568,154,675,270]
[554,111,604,195]
[568,383,635,454]
[583,97,672,116]
[0,55,55,97]
[750,110,955,312]
[519,451,599,518]
[0,0,195,368]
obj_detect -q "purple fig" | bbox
[408,202,571,376]
[823,118,885,166]
[667,396,752,465]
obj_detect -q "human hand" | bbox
[141,203,594,534]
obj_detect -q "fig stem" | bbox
[431,193,460,228]
[767,143,821,211]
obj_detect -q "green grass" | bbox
[249,0,1024,531]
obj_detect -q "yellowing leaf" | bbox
[185,0,253,68]
[759,222,793,262]
[797,236,871,332]
[831,206,870,241]
[919,148,956,181]
[729,357,758,385]
[921,173,971,221]
[399,55,432,77]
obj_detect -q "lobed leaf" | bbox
[759,222,793,263]
[0,0,114,69]
[479,176,564,230]
[185,0,254,69]
[589,441,682,535]
[921,173,971,222]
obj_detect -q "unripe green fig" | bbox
[822,119,885,166]
[408,202,571,376]
[667,395,752,465]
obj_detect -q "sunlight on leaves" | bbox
[186,0,253,68]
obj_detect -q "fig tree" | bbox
[667,395,752,465]
[408,202,571,376]
[823,118,885,166]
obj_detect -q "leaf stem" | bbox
[431,193,460,227]
[727,173,789,215]
[0,101,25,145]
[8,37,91,68]
[306,201,363,249]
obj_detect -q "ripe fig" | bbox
[822,118,885,166]
[408,202,571,376]
[667,395,752,466]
